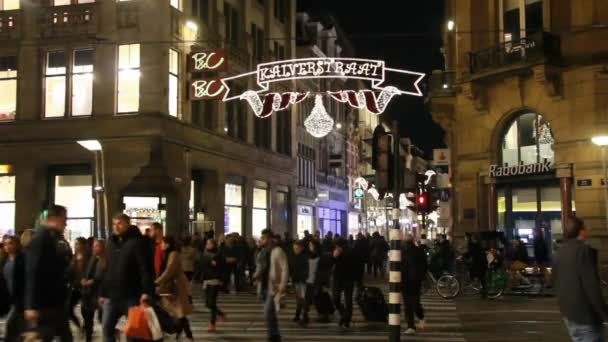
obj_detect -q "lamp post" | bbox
[592,136,608,232]
[77,140,108,239]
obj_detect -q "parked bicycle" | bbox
[421,270,461,299]
[468,264,544,298]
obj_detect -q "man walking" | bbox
[24,205,74,341]
[401,235,427,335]
[554,216,608,342]
[100,214,155,342]
[331,238,356,328]
[259,229,289,342]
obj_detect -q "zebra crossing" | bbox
[0,285,467,341]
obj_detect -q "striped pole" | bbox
[388,120,402,341]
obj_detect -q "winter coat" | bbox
[101,226,155,301]
[201,249,224,281]
[402,242,428,295]
[180,246,197,273]
[0,253,25,306]
[533,237,549,264]
[81,256,105,311]
[24,227,73,310]
[465,241,487,278]
[331,249,356,286]
[289,252,309,284]
[155,251,194,319]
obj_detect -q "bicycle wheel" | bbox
[485,271,506,299]
[525,275,544,295]
[436,274,461,299]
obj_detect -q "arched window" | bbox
[501,112,554,166]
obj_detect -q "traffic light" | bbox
[417,192,428,211]
[372,125,393,196]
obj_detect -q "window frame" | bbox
[42,48,94,119]
[0,0,19,10]
[0,55,17,122]
[51,0,96,6]
[499,0,544,42]
[116,43,141,115]
[0,171,16,237]
[168,48,180,118]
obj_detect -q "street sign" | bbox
[354,188,365,200]
[577,179,593,187]
[433,149,450,166]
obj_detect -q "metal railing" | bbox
[469,32,561,74]
[39,3,97,37]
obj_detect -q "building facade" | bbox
[0,0,298,242]
[430,0,608,252]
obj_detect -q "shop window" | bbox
[0,56,17,121]
[45,51,67,118]
[0,171,15,237]
[225,183,242,235]
[501,112,554,166]
[252,187,268,238]
[117,44,140,114]
[168,49,179,117]
[123,196,166,234]
[54,175,94,243]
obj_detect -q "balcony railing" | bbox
[39,3,97,38]
[0,10,19,40]
[428,70,456,97]
[469,32,561,75]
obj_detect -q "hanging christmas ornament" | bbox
[304,95,334,138]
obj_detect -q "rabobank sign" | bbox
[489,160,554,178]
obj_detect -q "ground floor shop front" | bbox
[0,131,296,244]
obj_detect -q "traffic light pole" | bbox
[388,120,402,342]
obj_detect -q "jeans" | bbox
[102,298,142,342]
[332,281,354,326]
[263,290,281,341]
[36,307,73,342]
[294,282,306,319]
[205,284,223,324]
[564,318,605,342]
[403,293,424,329]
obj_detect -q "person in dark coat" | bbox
[533,228,550,284]
[463,234,488,298]
[24,205,73,341]
[352,233,368,292]
[331,238,356,328]
[301,239,331,325]
[1,236,26,341]
[100,213,155,342]
[322,232,335,254]
[401,235,428,335]
[554,216,608,341]
[80,240,106,342]
[201,238,226,332]
[289,240,309,323]
[369,232,389,278]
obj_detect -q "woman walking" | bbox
[1,236,26,341]
[70,237,90,331]
[180,235,197,304]
[156,236,194,341]
[80,240,106,342]
[201,238,226,332]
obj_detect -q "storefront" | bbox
[224,182,243,235]
[252,181,269,239]
[489,111,573,252]
[297,205,314,238]
[123,195,167,234]
[317,207,345,237]
[0,165,15,237]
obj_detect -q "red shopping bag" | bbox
[125,305,152,340]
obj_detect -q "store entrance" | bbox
[497,181,567,257]
[123,195,167,234]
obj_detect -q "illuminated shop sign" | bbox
[489,160,554,178]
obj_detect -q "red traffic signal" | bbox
[417,193,428,209]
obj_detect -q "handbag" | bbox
[125,305,152,340]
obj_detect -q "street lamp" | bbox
[447,20,455,31]
[592,135,608,232]
[77,139,108,239]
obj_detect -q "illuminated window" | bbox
[1,0,19,10]
[224,183,242,235]
[72,49,93,116]
[0,170,15,237]
[168,49,179,117]
[252,186,268,238]
[502,0,543,42]
[501,112,554,166]
[45,51,67,118]
[0,56,17,121]
[170,0,181,10]
[118,44,140,113]
[53,0,95,5]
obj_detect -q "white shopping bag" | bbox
[145,306,164,340]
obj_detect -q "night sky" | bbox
[297,0,447,157]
